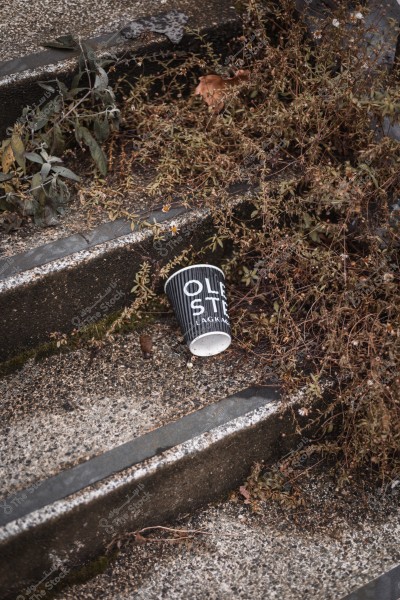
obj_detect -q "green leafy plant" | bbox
[0,37,119,226]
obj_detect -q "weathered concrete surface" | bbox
[58,476,400,600]
[0,0,224,63]
[0,387,281,526]
[0,386,316,600]
[0,204,188,280]
[0,205,208,363]
[363,0,400,68]
[0,321,266,501]
[0,0,241,136]
[0,191,252,363]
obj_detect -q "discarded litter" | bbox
[164,264,231,357]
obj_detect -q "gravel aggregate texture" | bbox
[0,319,265,499]
[58,466,400,600]
[0,0,234,63]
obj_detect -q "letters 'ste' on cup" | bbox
[164,264,231,357]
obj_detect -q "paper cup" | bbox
[164,264,231,357]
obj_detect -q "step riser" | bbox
[0,207,210,362]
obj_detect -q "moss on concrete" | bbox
[0,301,162,378]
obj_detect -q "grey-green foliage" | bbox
[0,37,120,226]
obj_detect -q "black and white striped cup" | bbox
[164,264,231,357]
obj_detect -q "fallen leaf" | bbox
[11,133,26,171]
[239,485,251,503]
[2,143,15,174]
[140,333,153,359]
[194,70,250,113]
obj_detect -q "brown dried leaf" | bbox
[140,333,153,359]
[2,143,15,174]
[194,70,250,113]
[11,133,26,171]
[239,485,251,504]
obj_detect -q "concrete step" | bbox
[52,465,400,600]
[0,371,317,599]
[0,0,241,137]
[0,307,320,598]
[0,319,265,501]
[0,188,253,364]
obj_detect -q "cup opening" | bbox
[189,332,231,357]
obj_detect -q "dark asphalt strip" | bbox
[342,563,400,600]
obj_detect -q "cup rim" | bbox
[164,264,225,293]
[189,331,231,357]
